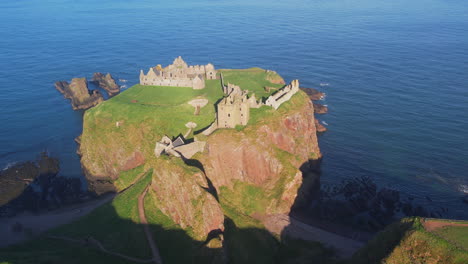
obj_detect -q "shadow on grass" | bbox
[0,158,416,264]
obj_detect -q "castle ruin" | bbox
[265,79,299,109]
[217,90,250,128]
[140,56,217,89]
[154,135,206,159]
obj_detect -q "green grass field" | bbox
[219,68,285,99]
[85,78,224,141]
[431,223,468,251]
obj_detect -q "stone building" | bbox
[216,91,250,128]
[154,135,206,159]
[265,79,300,109]
[139,56,217,89]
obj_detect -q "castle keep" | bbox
[140,56,217,89]
[217,90,250,128]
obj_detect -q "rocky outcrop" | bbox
[0,153,84,216]
[150,160,224,240]
[0,153,59,207]
[315,119,327,133]
[91,73,120,96]
[55,78,103,110]
[313,103,328,114]
[300,87,325,101]
[312,176,442,232]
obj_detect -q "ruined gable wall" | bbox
[265,80,299,109]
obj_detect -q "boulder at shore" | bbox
[91,72,120,96]
[315,119,327,133]
[55,78,103,110]
[314,103,328,114]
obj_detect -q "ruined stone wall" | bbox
[202,121,218,136]
[139,57,217,89]
[265,80,299,109]
[173,141,206,159]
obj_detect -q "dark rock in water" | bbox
[300,87,325,101]
[315,119,327,133]
[91,72,120,96]
[0,153,86,217]
[311,176,436,232]
[463,195,468,204]
[0,153,59,207]
[313,103,328,114]
[55,78,103,110]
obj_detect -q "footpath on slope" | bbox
[262,214,364,258]
[0,170,149,248]
[46,182,163,264]
[138,184,163,264]
[0,193,115,248]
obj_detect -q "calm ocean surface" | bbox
[0,0,467,218]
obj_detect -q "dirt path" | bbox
[262,214,364,258]
[138,185,163,264]
[423,218,468,232]
[0,170,151,248]
[0,193,115,248]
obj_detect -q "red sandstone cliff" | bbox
[200,93,321,215]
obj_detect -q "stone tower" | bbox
[217,92,250,128]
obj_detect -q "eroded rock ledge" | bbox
[91,72,120,96]
[55,78,103,110]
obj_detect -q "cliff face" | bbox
[200,93,321,215]
[149,159,224,240]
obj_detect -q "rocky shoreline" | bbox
[0,153,87,217]
[307,176,445,232]
[300,87,328,133]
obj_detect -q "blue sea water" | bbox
[0,0,467,218]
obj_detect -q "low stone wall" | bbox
[173,141,206,159]
[265,80,299,110]
[201,121,218,136]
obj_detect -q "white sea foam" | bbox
[320,82,329,87]
[119,79,128,83]
[458,184,468,194]
[2,162,16,171]
[322,121,328,126]
[120,85,127,89]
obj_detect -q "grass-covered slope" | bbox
[350,217,468,264]
[79,68,285,188]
